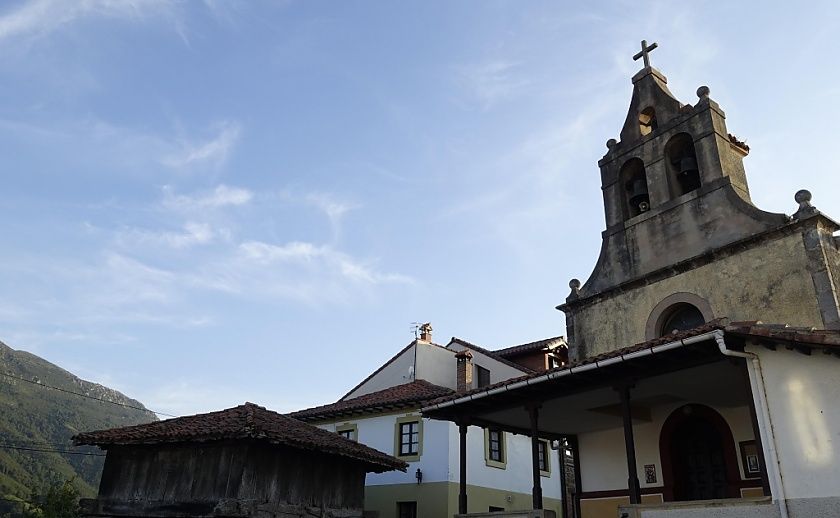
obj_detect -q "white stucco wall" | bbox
[446,424,563,498]
[319,412,451,486]
[753,346,840,500]
[319,414,561,498]
[578,402,755,492]
[344,344,417,399]
[415,342,457,390]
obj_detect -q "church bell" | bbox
[627,177,650,214]
[676,156,701,193]
[677,157,698,178]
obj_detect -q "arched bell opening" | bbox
[665,133,701,197]
[620,158,650,219]
[639,106,658,136]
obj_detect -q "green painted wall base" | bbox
[364,482,562,518]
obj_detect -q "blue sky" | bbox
[1,0,839,417]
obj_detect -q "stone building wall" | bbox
[568,229,824,358]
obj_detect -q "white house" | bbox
[290,324,569,518]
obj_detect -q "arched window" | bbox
[665,133,701,196]
[659,303,705,337]
[620,158,650,218]
[639,107,658,136]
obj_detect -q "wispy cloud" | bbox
[305,192,360,237]
[161,184,253,212]
[456,60,531,109]
[0,0,178,43]
[238,240,413,285]
[162,121,241,170]
[117,221,218,249]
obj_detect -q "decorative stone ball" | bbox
[569,278,581,290]
[606,138,617,149]
[696,85,710,99]
[795,189,812,205]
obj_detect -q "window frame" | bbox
[394,415,423,462]
[484,428,507,469]
[476,365,491,388]
[335,423,357,442]
[538,439,551,477]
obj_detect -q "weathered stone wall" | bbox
[570,231,824,358]
[580,182,787,297]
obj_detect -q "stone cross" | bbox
[633,40,658,68]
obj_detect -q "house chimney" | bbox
[455,350,473,394]
[418,322,433,343]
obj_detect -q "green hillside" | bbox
[0,340,157,508]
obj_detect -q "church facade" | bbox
[423,43,840,518]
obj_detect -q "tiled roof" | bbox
[728,133,750,153]
[449,337,536,373]
[291,380,454,421]
[493,336,566,358]
[425,320,840,408]
[725,321,840,347]
[73,403,406,473]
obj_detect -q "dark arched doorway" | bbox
[660,405,741,501]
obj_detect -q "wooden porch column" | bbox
[458,422,468,514]
[528,404,543,510]
[558,437,569,518]
[618,384,641,504]
[568,434,583,518]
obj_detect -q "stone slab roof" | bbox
[291,379,454,422]
[73,402,406,473]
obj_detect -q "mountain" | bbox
[0,340,157,504]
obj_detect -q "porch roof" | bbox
[421,321,840,437]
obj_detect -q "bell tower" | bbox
[559,41,840,361]
[600,42,756,240]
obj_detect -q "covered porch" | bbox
[423,326,782,518]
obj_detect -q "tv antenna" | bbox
[410,322,422,339]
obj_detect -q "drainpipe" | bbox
[713,331,789,518]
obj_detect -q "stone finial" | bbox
[606,138,617,150]
[795,189,812,205]
[793,189,817,219]
[568,278,581,300]
[696,85,710,99]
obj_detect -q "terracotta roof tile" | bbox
[73,402,406,473]
[291,380,454,421]
[493,336,566,358]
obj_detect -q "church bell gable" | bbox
[559,42,840,361]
